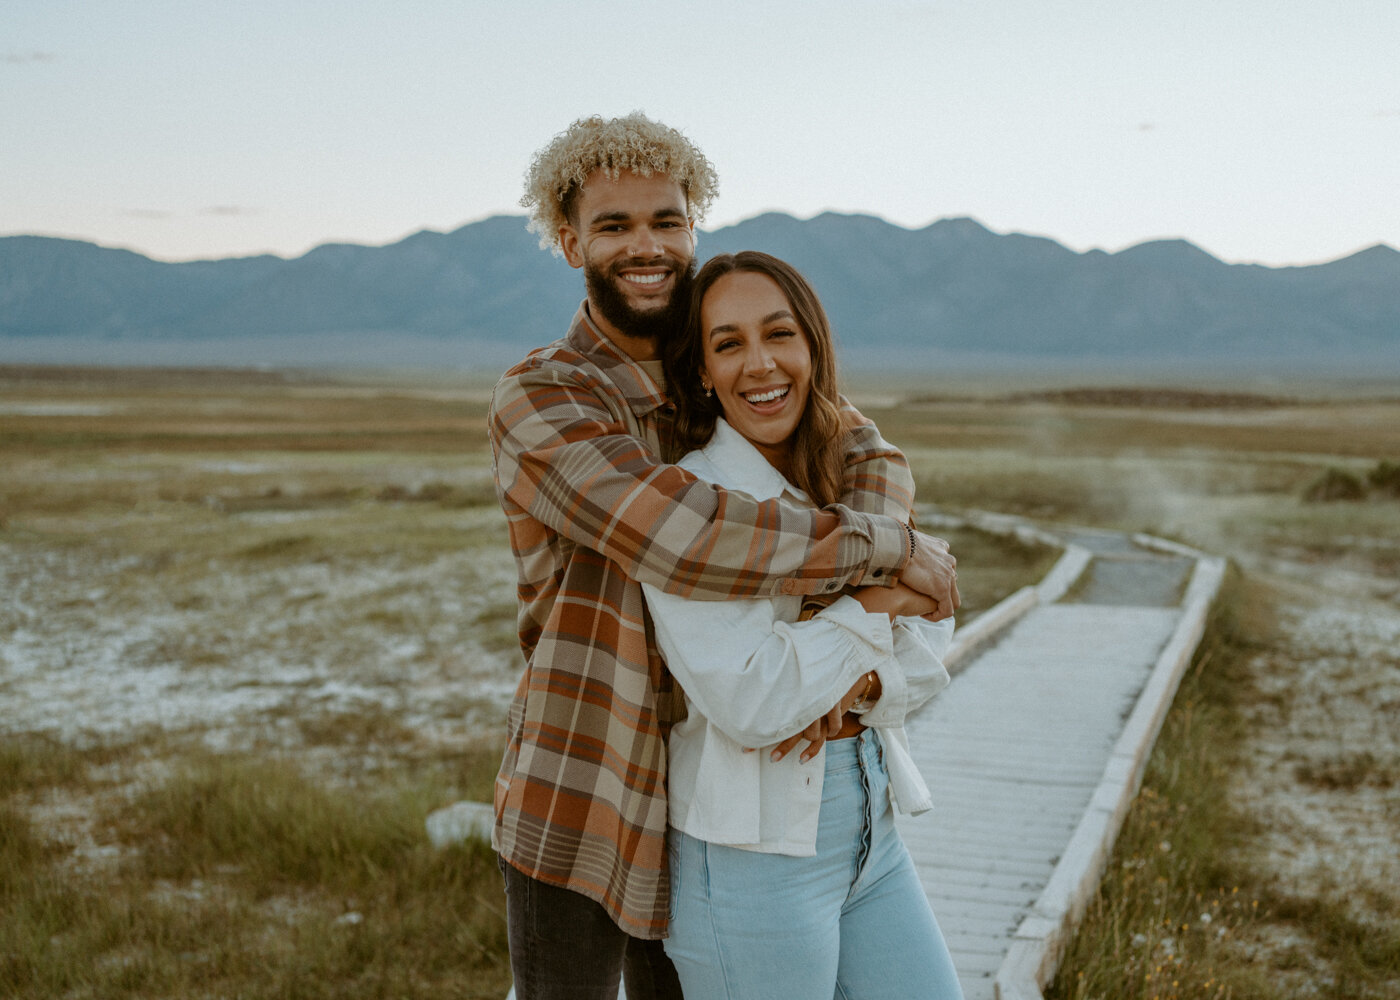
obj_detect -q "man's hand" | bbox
[896,531,959,621]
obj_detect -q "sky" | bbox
[4,0,1398,266]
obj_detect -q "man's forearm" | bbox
[834,399,959,615]
[836,398,915,520]
[491,368,907,600]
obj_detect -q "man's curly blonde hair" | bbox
[521,112,718,253]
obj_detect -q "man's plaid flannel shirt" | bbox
[488,304,915,938]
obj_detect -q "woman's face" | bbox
[698,270,813,473]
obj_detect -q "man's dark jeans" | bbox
[499,857,684,1000]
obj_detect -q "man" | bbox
[488,112,958,1000]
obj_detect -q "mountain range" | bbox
[2,214,1397,373]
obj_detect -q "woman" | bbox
[642,251,964,999]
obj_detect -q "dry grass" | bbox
[3,366,1398,997]
[2,736,511,999]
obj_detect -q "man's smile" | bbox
[621,270,669,286]
[615,263,676,294]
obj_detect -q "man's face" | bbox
[559,169,697,345]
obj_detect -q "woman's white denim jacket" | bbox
[642,419,952,857]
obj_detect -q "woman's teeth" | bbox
[744,387,788,404]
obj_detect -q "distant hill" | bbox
[2,214,1397,373]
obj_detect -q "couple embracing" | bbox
[489,113,965,1000]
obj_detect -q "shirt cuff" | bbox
[855,514,908,588]
[813,594,897,652]
[858,658,908,728]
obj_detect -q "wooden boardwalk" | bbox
[901,518,1224,1000]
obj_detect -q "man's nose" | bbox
[628,226,664,258]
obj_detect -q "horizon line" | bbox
[3,212,1395,271]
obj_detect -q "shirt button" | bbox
[872,569,883,578]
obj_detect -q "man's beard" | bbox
[584,255,697,344]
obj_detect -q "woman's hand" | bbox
[766,713,838,764]
[758,670,883,763]
[851,581,941,620]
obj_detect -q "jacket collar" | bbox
[564,301,671,419]
[694,418,805,503]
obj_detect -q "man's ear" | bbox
[559,224,584,269]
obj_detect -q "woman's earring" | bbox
[703,383,712,398]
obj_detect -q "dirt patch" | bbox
[0,525,522,752]
[1226,569,1400,993]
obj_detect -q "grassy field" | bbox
[3,365,1398,997]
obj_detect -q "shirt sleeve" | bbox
[642,586,898,748]
[836,396,915,521]
[490,361,909,600]
[858,617,953,729]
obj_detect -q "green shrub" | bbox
[1303,468,1366,502]
[1367,460,1400,498]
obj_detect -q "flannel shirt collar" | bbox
[565,302,671,419]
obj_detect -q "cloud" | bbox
[118,206,261,221]
[3,51,58,64]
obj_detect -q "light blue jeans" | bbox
[664,730,964,1000]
